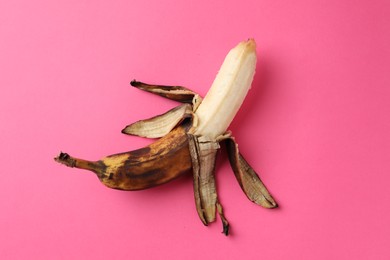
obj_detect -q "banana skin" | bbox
[55,123,192,190]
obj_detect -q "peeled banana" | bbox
[55,39,277,235]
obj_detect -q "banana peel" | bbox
[55,39,277,235]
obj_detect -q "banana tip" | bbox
[245,38,256,51]
[268,200,278,209]
[130,79,139,87]
[121,127,131,135]
[54,152,76,167]
[222,223,230,236]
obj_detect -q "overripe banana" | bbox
[55,39,278,235]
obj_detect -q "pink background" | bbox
[1,0,390,259]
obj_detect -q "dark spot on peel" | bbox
[129,147,151,157]
[127,168,162,181]
[93,161,108,178]
[124,168,169,189]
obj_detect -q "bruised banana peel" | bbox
[56,121,192,190]
[55,39,277,235]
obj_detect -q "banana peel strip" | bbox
[225,137,278,209]
[122,104,193,138]
[188,134,229,235]
[131,80,201,104]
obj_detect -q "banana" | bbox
[55,39,277,235]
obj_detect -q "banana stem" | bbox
[54,152,101,173]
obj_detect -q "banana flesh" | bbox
[194,39,257,139]
[55,39,277,235]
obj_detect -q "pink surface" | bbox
[1,0,390,259]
